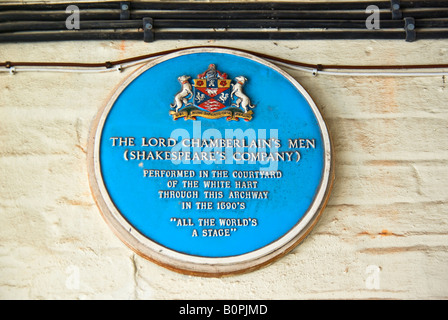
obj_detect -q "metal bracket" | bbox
[120,1,131,20]
[404,17,416,42]
[391,0,402,20]
[143,17,154,42]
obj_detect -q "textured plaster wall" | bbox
[0,0,448,300]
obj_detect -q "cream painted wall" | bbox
[0,0,447,299]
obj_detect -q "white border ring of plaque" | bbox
[88,48,334,276]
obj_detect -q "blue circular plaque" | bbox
[88,48,333,276]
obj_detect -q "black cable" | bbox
[2,1,448,11]
[2,9,448,22]
[0,1,447,43]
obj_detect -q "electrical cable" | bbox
[1,45,447,77]
[272,60,448,77]
[1,1,447,43]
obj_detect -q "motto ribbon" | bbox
[170,109,253,121]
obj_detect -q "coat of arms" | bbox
[169,64,255,121]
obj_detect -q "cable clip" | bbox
[391,0,402,20]
[5,61,16,74]
[312,64,323,76]
[143,17,154,43]
[120,1,131,20]
[404,17,416,42]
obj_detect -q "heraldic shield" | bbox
[193,64,232,112]
[169,64,255,121]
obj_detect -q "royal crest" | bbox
[169,64,255,121]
